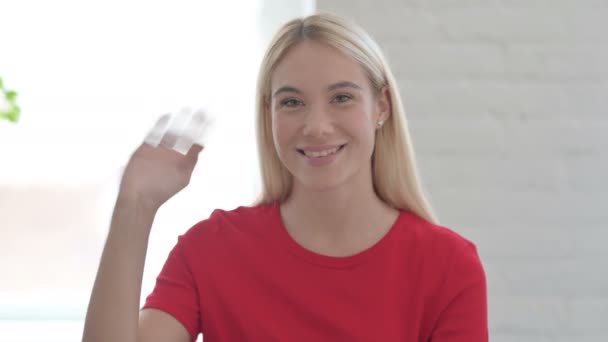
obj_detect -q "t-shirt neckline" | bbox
[269,203,404,269]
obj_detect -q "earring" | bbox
[377,120,384,128]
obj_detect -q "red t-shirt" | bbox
[143,204,488,341]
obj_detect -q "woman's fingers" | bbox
[145,108,210,155]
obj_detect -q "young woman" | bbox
[83,13,488,342]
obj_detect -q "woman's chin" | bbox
[296,174,349,193]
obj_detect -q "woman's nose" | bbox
[302,109,333,138]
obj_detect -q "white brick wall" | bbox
[316,0,607,340]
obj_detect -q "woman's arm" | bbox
[430,242,489,342]
[82,195,158,342]
[82,143,202,342]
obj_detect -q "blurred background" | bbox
[0,0,606,341]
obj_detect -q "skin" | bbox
[270,40,399,257]
[82,39,399,342]
[82,144,200,342]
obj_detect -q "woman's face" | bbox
[269,40,389,192]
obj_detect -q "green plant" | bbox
[0,77,21,123]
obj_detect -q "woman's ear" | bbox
[376,86,391,123]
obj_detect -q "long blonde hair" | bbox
[254,13,438,224]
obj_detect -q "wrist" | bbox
[115,191,160,217]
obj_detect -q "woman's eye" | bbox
[333,94,353,103]
[281,99,303,108]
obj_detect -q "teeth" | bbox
[303,146,340,158]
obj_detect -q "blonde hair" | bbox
[254,13,438,224]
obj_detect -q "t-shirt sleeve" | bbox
[142,234,201,341]
[430,241,489,342]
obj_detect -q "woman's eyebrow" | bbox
[327,81,362,92]
[272,81,362,98]
[273,86,301,98]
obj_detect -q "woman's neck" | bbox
[279,175,399,256]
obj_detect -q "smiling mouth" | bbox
[297,144,347,158]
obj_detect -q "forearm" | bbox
[82,195,156,342]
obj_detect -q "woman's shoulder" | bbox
[204,204,274,224]
[179,203,277,243]
[397,211,486,294]
[398,210,480,262]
